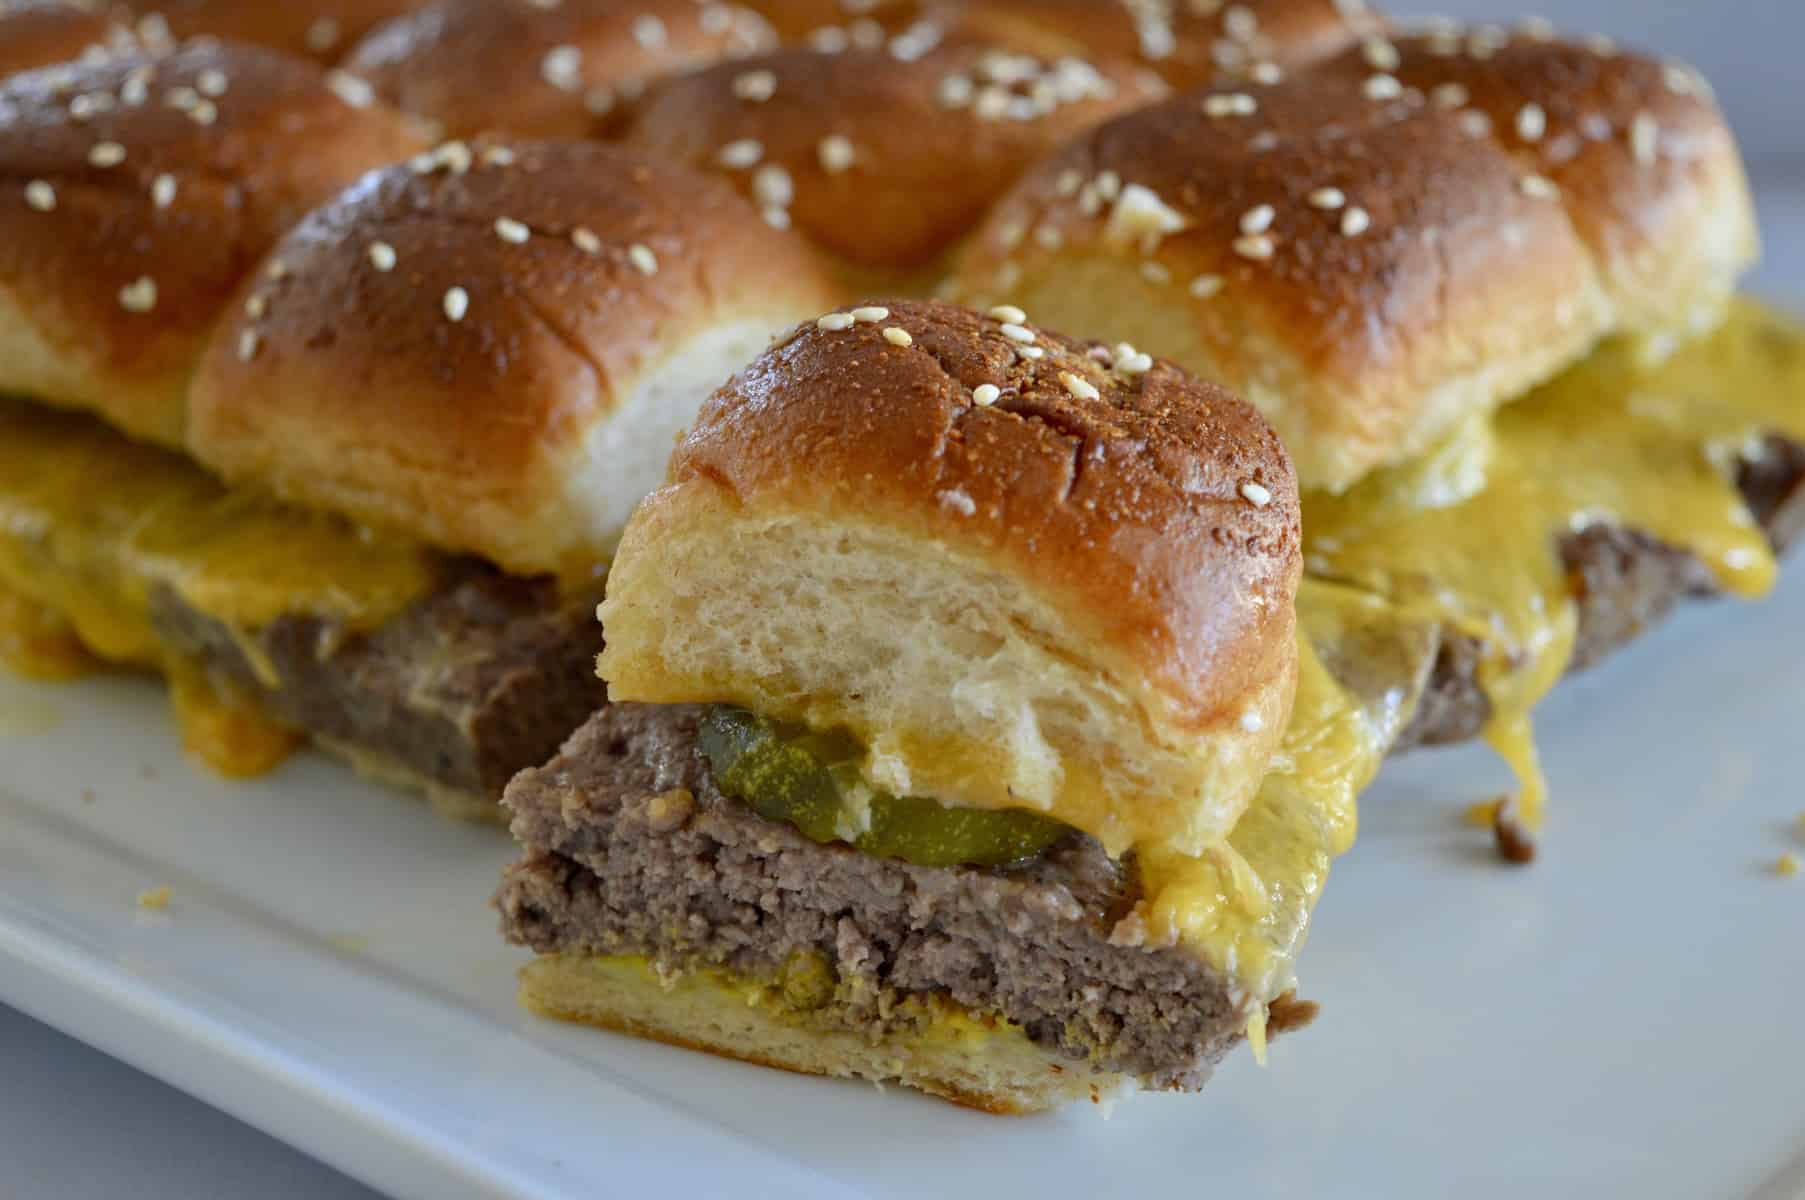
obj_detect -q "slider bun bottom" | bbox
[601,493,1293,857]
[518,954,1128,1115]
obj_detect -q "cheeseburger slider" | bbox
[949,23,1805,836]
[341,0,776,142]
[0,44,842,811]
[498,299,1407,1110]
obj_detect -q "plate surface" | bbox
[5,199,1804,1200]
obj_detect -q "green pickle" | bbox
[698,706,1069,868]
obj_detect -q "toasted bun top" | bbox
[341,0,776,141]
[117,0,427,61]
[0,1,131,78]
[673,298,1298,719]
[934,0,1375,89]
[735,0,919,42]
[0,41,427,446]
[947,26,1756,492]
[618,37,1165,276]
[188,138,845,576]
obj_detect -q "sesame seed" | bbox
[1250,61,1283,85]
[1239,710,1265,733]
[188,98,218,126]
[244,293,267,318]
[632,14,667,48]
[733,69,777,102]
[817,134,855,174]
[571,227,601,254]
[305,17,341,52]
[237,328,260,362]
[1340,206,1371,236]
[541,45,582,91]
[762,204,789,229]
[443,287,469,321]
[817,312,855,331]
[326,70,374,108]
[481,146,517,167]
[627,243,658,275]
[937,74,974,109]
[717,138,763,168]
[1519,15,1556,42]
[24,180,55,212]
[699,3,731,34]
[988,304,1027,324]
[87,141,125,168]
[851,305,890,323]
[1459,110,1493,139]
[367,241,397,271]
[1630,112,1659,165]
[1060,372,1100,401]
[1431,82,1469,110]
[1516,102,1547,143]
[118,276,157,313]
[266,260,288,280]
[1095,171,1122,201]
[972,383,1000,405]
[882,326,912,347]
[1140,261,1171,284]
[434,141,473,174]
[1233,234,1275,260]
[999,322,1036,344]
[1519,174,1559,199]
[1190,274,1223,299]
[1362,74,1401,101]
[120,74,149,106]
[1308,186,1346,210]
[151,173,177,208]
[752,164,792,209]
[1203,91,1257,118]
[165,85,198,111]
[1586,33,1618,57]
[1240,480,1272,506]
[1015,344,1044,361]
[196,68,228,97]
[1115,350,1153,375]
[584,88,615,116]
[1239,204,1275,235]
[1034,225,1063,250]
[1361,37,1399,71]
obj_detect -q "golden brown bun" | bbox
[617,38,1166,281]
[946,29,1757,492]
[519,954,1130,1115]
[188,138,845,577]
[341,0,775,142]
[933,0,1376,89]
[601,298,1299,858]
[729,0,920,44]
[116,0,427,62]
[0,42,427,448]
[0,1,132,78]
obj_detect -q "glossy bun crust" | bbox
[618,38,1166,281]
[117,0,428,62]
[341,0,776,141]
[0,1,132,78]
[0,42,427,447]
[948,28,1757,492]
[189,139,844,576]
[602,299,1300,858]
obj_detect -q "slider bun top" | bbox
[341,0,776,141]
[617,37,1165,281]
[0,1,131,78]
[601,298,1300,859]
[189,138,845,577]
[947,26,1757,493]
[936,0,1376,89]
[0,41,427,448]
[118,0,428,62]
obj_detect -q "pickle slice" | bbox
[697,706,1069,868]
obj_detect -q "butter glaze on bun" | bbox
[618,37,1165,282]
[341,0,776,141]
[600,298,1300,858]
[0,42,428,447]
[947,26,1756,492]
[189,138,845,576]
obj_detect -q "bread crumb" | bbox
[1777,853,1800,878]
[137,886,171,910]
[1490,798,1536,865]
[645,787,694,832]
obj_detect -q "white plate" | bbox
[3,561,1803,1200]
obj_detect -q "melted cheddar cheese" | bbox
[0,399,440,775]
[1302,299,1805,830]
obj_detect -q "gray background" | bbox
[6,2,1799,1197]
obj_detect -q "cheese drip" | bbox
[0,399,440,775]
[1302,299,1805,830]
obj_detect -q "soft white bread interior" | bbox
[519,954,1129,1115]
[0,41,427,448]
[600,299,1301,858]
[188,138,845,577]
[946,25,1758,493]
